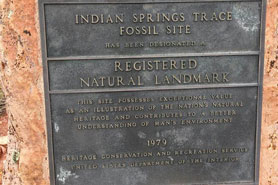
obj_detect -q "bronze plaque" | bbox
[39,0,266,185]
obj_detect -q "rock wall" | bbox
[260,0,278,184]
[0,0,277,185]
[0,0,49,184]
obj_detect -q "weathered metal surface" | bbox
[43,1,261,57]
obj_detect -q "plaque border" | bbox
[38,0,267,184]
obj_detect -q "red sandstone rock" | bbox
[260,1,278,184]
[0,112,8,185]
[0,0,49,185]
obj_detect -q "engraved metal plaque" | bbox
[39,1,266,185]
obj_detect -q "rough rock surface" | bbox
[0,0,49,185]
[0,113,8,185]
[0,0,277,185]
[260,0,278,184]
